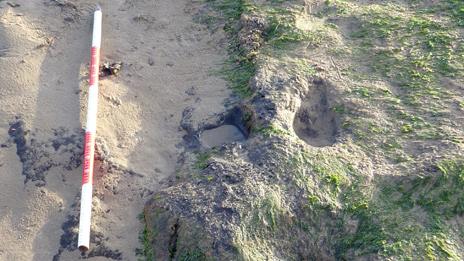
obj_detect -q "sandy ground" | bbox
[0,0,230,260]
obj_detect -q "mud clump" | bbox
[52,212,79,261]
[100,61,122,77]
[294,79,339,147]
[87,245,123,260]
[8,119,83,185]
[8,120,28,163]
[239,14,267,59]
[144,140,337,260]
[144,198,220,260]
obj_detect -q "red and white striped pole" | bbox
[78,5,102,252]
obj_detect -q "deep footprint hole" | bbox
[293,79,339,147]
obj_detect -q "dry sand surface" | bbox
[0,0,230,260]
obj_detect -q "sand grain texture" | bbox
[0,0,229,260]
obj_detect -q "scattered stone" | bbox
[49,0,77,9]
[103,94,122,107]
[63,16,74,22]
[133,14,154,24]
[7,2,20,8]
[185,86,196,96]
[148,57,155,66]
[35,37,55,49]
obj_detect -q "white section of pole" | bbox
[78,183,93,251]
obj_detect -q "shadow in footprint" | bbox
[293,79,339,147]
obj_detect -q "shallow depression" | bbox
[200,125,246,148]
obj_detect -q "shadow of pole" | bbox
[27,5,93,261]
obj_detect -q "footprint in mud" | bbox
[293,79,339,147]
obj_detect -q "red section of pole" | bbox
[81,132,95,185]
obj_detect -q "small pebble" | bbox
[7,2,20,8]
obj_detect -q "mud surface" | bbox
[142,1,464,260]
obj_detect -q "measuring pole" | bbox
[78,5,102,252]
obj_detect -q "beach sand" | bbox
[0,0,230,259]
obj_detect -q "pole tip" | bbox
[96,4,101,11]
[79,245,89,252]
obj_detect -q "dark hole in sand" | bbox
[293,79,338,147]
